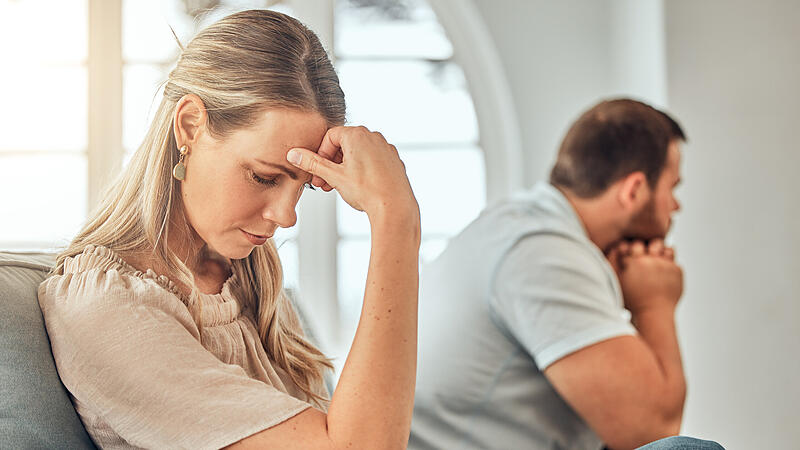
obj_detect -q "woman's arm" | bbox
[226,126,420,450]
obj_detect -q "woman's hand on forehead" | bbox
[309,128,345,191]
[286,125,417,217]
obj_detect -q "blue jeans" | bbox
[636,436,725,450]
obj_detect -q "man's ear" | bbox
[617,171,650,212]
[173,94,208,148]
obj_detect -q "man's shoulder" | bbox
[484,185,582,234]
[501,231,606,280]
[428,186,589,279]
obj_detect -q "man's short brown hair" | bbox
[549,98,686,198]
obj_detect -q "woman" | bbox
[38,9,420,449]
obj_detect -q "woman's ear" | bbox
[617,171,650,212]
[173,94,208,148]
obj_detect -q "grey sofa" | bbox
[0,251,96,449]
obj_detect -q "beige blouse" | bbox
[38,245,323,449]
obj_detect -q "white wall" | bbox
[471,0,617,186]
[470,0,800,447]
[666,1,800,447]
[608,0,666,108]
[471,0,668,186]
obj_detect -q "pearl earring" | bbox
[172,145,188,181]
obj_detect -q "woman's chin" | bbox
[211,243,256,261]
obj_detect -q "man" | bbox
[410,99,718,449]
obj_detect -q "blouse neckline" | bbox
[64,244,238,306]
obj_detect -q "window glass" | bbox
[0,0,88,249]
[0,153,88,248]
[337,60,479,145]
[338,146,485,237]
[0,0,88,64]
[335,0,452,59]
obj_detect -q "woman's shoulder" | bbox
[60,244,136,275]
[38,244,188,317]
[41,245,133,296]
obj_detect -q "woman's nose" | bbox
[265,206,297,229]
[262,195,298,229]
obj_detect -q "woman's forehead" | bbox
[227,108,328,157]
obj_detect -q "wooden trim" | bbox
[88,0,123,210]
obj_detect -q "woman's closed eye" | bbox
[252,171,315,190]
[252,172,278,187]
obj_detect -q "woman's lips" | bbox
[241,229,268,245]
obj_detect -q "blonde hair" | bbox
[54,9,345,406]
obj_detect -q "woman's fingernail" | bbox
[287,149,302,165]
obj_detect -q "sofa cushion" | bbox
[0,251,95,449]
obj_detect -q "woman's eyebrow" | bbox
[254,159,302,180]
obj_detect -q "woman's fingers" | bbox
[309,127,351,191]
[310,151,344,189]
[294,124,416,216]
[287,147,339,188]
[316,126,349,159]
[310,174,333,190]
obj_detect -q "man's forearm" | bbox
[631,306,687,429]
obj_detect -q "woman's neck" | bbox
[166,218,233,294]
[118,215,232,296]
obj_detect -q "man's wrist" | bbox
[629,303,677,328]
